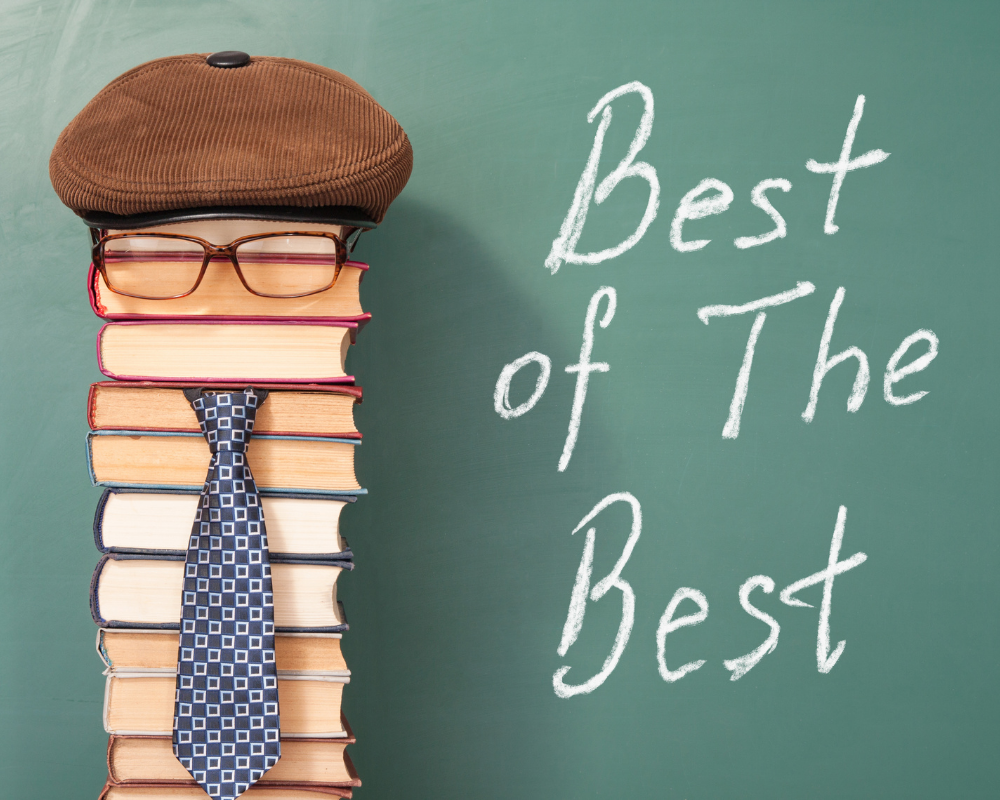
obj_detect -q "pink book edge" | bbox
[96,320,358,385]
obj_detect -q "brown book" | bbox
[97,321,356,383]
[99,630,348,676]
[100,780,352,798]
[103,674,348,737]
[107,721,360,788]
[89,382,361,438]
[87,432,361,494]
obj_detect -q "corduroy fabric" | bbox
[49,54,412,224]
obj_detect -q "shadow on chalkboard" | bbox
[338,199,627,796]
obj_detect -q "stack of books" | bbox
[85,224,371,799]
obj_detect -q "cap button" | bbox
[206,51,250,68]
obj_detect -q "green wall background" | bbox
[1,1,998,797]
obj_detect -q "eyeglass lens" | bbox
[103,237,205,299]
[102,234,341,299]
[235,235,340,297]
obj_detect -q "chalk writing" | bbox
[545,82,659,274]
[723,576,780,681]
[802,287,869,423]
[698,282,816,438]
[806,95,890,235]
[494,352,552,419]
[780,506,867,673]
[546,89,891,269]
[560,287,616,471]
[503,86,932,695]
[554,492,642,698]
[884,330,939,406]
[656,587,710,682]
[670,179,733,253]
[734,179,793,249]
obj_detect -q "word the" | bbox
[545,85,888,274]
[553,494,867,698]
[700,282,939,438]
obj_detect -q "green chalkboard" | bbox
[1,1,998,798]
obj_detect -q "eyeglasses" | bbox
[90,229,349,300]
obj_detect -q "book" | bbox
[95,489,353,559]
[100,782,352,798]
[91,555,350,632]
[88,382,362,439]
[107,725,360,788]
[98,629,348,676]
[87,432,362,495]
[104,673,349,737]
[97,321,357,383]
[90,259,371,324]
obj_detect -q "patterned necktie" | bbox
[173,388,281,800]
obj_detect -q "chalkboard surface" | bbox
[1,2,997,798]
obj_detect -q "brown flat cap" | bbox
[49,53,412,226]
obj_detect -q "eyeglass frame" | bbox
[90,228,350,300]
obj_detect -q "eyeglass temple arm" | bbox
[346,226,365,252]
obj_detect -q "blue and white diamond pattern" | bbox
[173,388,280,800]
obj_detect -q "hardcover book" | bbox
[106,725,360,788]
[100,783,353,798]
[97,321,357,383]
[104,673,349,737]
[95,489,354,559]
[98,629,349,676]
[90,258,371,324]
[91,555,350,632]
[86,431,362,495]
[88,382,362,439]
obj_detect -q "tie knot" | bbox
[190,389,263,453]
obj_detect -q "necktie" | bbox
[173,387,280,800]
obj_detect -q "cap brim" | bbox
[79,205,378,231]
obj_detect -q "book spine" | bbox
[88,261,105,319]
[94,489,112,553]
[106,734,117,783]
[85,432,98,486]
[98,487,358,502]
[87,382,98,429]
[96,629,112,669]
[102,546,355,561]
[96,552,354,568]
[89,555,110,628]
[90,380,364,398]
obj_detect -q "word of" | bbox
[545,85,888,274]
[494,286,616,471]
[553,494,867,698]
